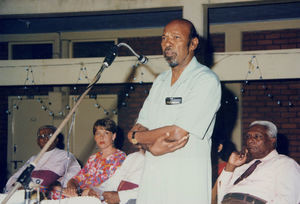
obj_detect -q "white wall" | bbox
[1,48,300,86]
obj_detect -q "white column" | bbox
[182,0,208,36]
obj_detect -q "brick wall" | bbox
[210,33,225,52]
[118,36,162,56]
[241,28,300,164]
[243,29,300,51]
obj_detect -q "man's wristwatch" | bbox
[76,186,82,196]
[131,131,138,145]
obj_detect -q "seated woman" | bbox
[5,125,81,198]
[63,118,126,198]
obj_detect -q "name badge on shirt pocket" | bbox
[165,97,182,105]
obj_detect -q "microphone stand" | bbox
[1,61,110,204]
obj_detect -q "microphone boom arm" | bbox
[117,43,148,64]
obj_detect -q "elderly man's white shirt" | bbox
[217,150,300,204]
[5,148,80,192]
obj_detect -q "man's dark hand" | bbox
[149,133,189,156]
[102,191,120,204]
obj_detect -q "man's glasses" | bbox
[37,133,53,139]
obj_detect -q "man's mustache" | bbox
[163,47,174,57]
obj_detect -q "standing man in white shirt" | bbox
[218,120,300,204]
[128,18,221,204]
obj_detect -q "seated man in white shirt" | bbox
[5,125,81,198]
[83,147,145,204]
[217,120,300,204]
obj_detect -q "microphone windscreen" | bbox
[138,55,148,64]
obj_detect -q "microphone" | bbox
[103,44,119,68]
[138,54,148,64]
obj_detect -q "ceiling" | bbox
[0,1,300,34]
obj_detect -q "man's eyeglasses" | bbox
[37,133,53,139]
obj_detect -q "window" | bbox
[12,43,53,59]
[0,42,8,60]
[72,41,115,58]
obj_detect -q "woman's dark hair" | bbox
[93,118,117,135]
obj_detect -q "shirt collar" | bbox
[258,149,278,163]
[163,56,201,83]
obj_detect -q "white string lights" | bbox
[24,65,35,86]
[76,64,90,84]
[7,66,36,115]
[5,58,150,116]
[241,55,295,107]
[5,62,139,117]
[5,54,297,116]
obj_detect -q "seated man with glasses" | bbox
[5,125,81,199]
[217,121,300,204]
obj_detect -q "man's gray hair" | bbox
[37,125,57,136]
[249,120,277,138]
